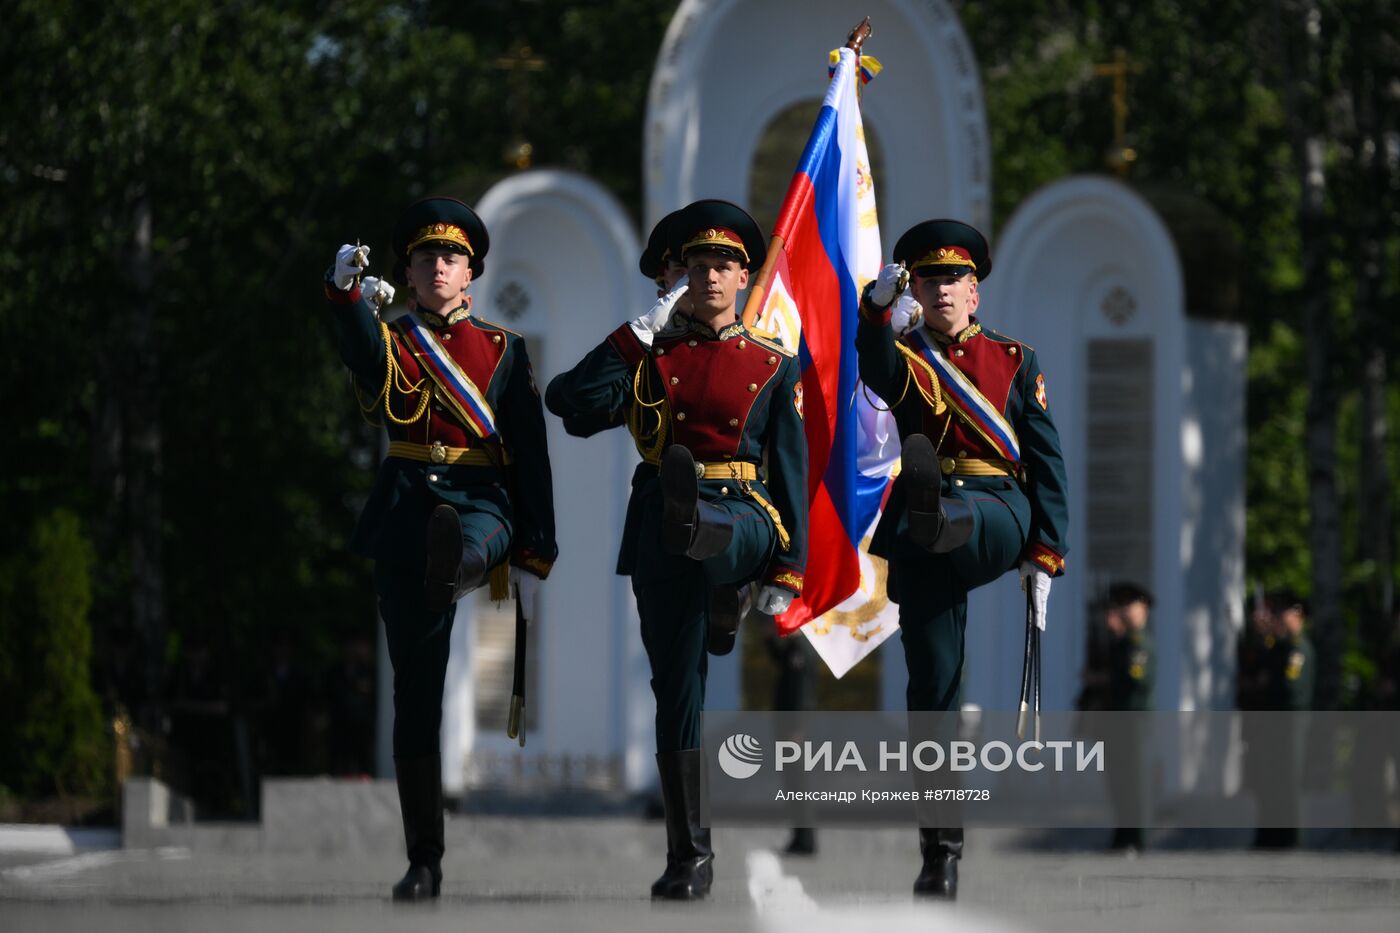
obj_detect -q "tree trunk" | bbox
[1350,1,1396,684]
[126,187,167,728]
[1280,0,1343,710]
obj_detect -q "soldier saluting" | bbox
[323,197,557,901]
[546,199,808,900]
[855,220,1069,900]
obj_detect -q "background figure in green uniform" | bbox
[323,198,557,900]
[1377,608,1400,851]
[1100,582,1154,852]
[1254,595,1314,848]
[855,220,1069,900]
[546,200,808,901]
[768,631,818,855]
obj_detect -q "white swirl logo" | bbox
[717,733,764,779]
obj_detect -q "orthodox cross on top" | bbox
[1092,47,1144,176]
[492,43,546,170]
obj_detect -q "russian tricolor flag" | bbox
[746,47,897,645]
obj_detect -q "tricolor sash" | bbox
[906,328,1020,463]
[392,312,498,440]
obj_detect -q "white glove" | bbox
[868,262,906,308]
[333,243,370,291]
[890,290,923,336]
[755,585,794,616]
[1019,561,1052,632]
[628,276,689,346]
[510,567,543,625]
[361,275,396,309]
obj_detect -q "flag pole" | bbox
[742,17,872,330]
[741,233,786,328]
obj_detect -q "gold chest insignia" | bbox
[1286,650,1305,681]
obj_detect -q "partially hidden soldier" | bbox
[855,220,1069,899]
[1254,595,1313,848]
[545,199,808,900]
[323,197,557,900]
[1101,582,1154,852]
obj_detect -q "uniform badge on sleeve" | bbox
[527,363,539,397]
[794,382,804,420]
[1035,373,1048,410]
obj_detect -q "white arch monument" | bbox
[974,175,1245,791]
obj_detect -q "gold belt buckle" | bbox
[429,441,448,464]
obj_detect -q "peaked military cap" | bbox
[639,209,685,280]
[674,199,766,271]
[390,196,490,286]
[893,219,991,281]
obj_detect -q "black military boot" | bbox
[650,749,714,900]
[706,586,748,656]
[424,504,487,614]
[784,827,818,856]
[392,755,444,901]
[913,826,962,900]
[661,445,734,560]
[902,434,974,553]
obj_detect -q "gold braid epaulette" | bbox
[895,343,947,416]
[627,360,668,463]
[357,321,432,426]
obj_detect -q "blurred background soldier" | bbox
[546,199,808,901]
[323,197,558,900]
[768,630,818,856]
[1377,606,1400,851]
[1252,593,1314,849]
[1101,582,1154,852]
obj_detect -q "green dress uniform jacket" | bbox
[325,278,557,577]
[546,314,808,750]
[856,306,1069,712]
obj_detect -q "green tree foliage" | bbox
[960,0,1400,704]
[0,511,107,799]
[0,0,1396,804]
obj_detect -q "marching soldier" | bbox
[546,199,808,900]
[323,197,557,900]
[855,220,1069,899]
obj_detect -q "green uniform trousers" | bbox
[631,481,778,752]
[888,477,1030,713]
[375,508,512,759]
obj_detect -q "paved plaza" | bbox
[2,818,1397,933]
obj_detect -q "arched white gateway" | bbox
[646,0,990,238]
[973,176,1245,793]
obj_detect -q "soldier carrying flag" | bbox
[546,199,808,901]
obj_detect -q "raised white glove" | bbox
[628,276,689,346]
[333,243,370,291]
[1019,561,1051,632]
[510,567,542,625]
[361,275,395,309]
[868,262,906,308]
[890,290,923,336]
[755,585,794,616]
